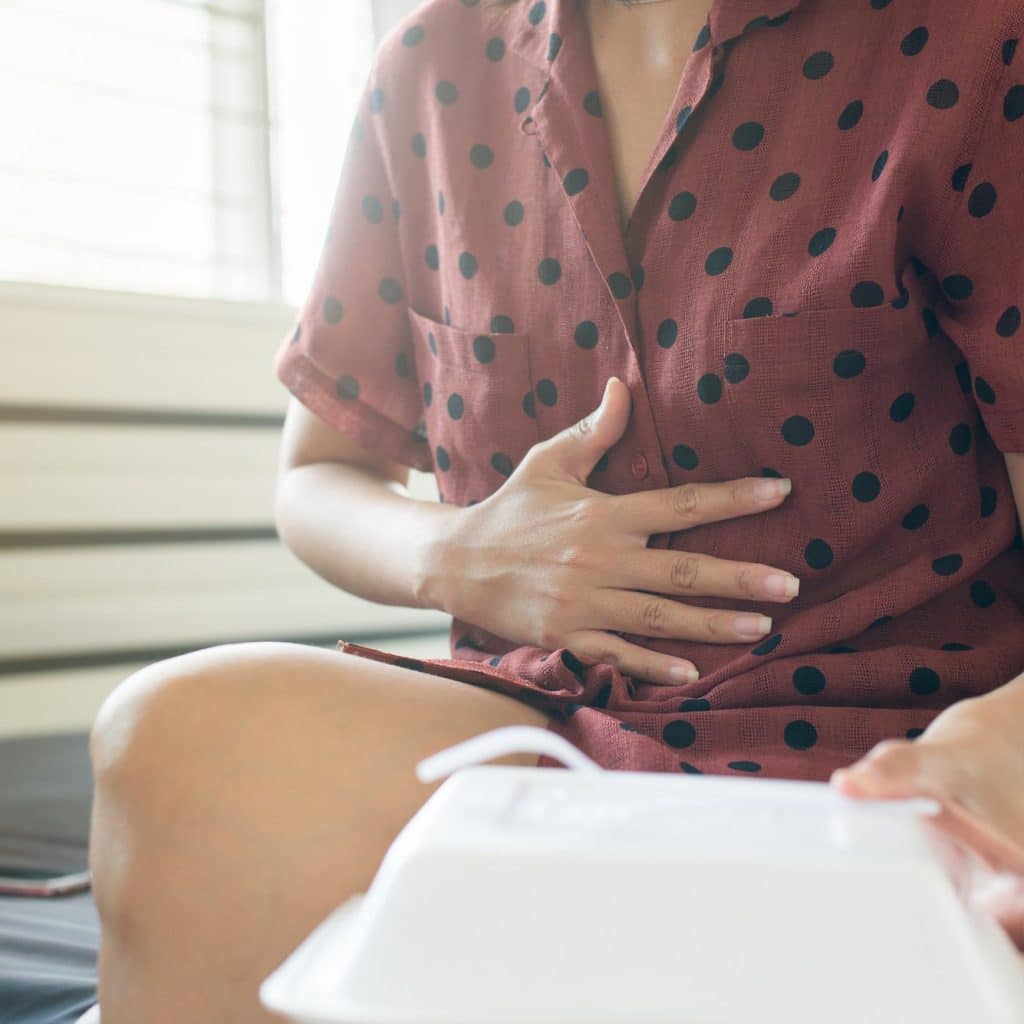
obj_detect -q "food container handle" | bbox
[415,725,603,783]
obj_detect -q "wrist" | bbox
[413,501,470,616]
[973,669,1024,723]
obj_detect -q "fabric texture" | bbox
[274,0,1024,780]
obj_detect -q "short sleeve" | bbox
[273,61,432,474]
[923,32,1024,454]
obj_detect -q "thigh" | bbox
[89,642,557,1022]
[92,638,557,872]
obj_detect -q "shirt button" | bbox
[630,451,649,479]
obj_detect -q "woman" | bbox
[88,0,1024,1020]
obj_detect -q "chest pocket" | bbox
[692,303,974,578]
[406,307,540,506]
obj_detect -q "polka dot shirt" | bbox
[274,0,1024,780]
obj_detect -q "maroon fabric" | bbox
[274,0,1024,780]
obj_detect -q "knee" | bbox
[89,643,248,798]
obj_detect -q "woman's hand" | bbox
[423,376,801,687]
[830,690,1024,951]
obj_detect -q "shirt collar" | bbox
[500,0,804,73]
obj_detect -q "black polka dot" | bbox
[900,26,928,56]
[732,121,765,149]
[504,200,525,226]
[336,374,359,401]
[902,504,930,530]
[850,281,885,307]
[411,132,426,157]
[536,378,558,405]
[657,319,678,348]
[908,666,940,695]
[997,306,1021,336]
[379,278,402,304]
[575,321,599,349]
[679,698,710,711]
[435,80,458,105]
[608,271,633,298]
[538,258,562,284]
[323,296,343,324]
[793,665,826,695]
[751,633,782,655]
[697,373,723,404]
[485,37,505,61]
[728,761,762,773]
[679,761,703,774]
[491,452,514,477]
[851,472,880,502]
[723,353,750,384]
[974,376,996,404]
[663,719,696,748]
[583,90,602,117]
[926,78,959,109]
[949,423,973,455]
[361,195,383,223]
[425,244,439,270]
[808,227,836,256]
[804,538,833,569]
[668,191,697,220]
[705,247,733,275]
[932,553,963,576]
[672,444,699,470]
[781,415,814,446]
[473,336,495,363]
[803,51,834,78]
[981,485,998,517]
[564,168,589,195]
[769,172,800,200]
[402,25,425,46]
[459,252,478,278]
[971,580,996,608]
[470,143,494,168]
[837,100,863,130]
[447,393,464,419]
[890,393,915,421]
[833,350,866,378]
[784,720,818,750]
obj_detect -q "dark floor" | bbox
[0,732,98,1024]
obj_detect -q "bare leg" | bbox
[88,641,554,1023]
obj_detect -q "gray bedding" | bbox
[0,735,98,1024]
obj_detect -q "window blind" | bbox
[0,0,377,306]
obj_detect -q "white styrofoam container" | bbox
[260,726,1024,1024]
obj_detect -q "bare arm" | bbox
[273,397,454,610]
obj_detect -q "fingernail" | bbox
[670,664,699,682]
[763,573,800,598]
[735,614,772,638]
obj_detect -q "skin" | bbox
[88,4,1024,1020]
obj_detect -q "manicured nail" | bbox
[670,664,699,682]
[735,614,772,637]
[763,573,800,598]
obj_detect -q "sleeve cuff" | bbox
[276,348,433,474]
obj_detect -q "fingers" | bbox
[588,587,775,645]
[831,738,1024,877]
[567,630,699,687]
[610,475,792,537]
[608,549,801,605]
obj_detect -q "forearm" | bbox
[274,461,460,611]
